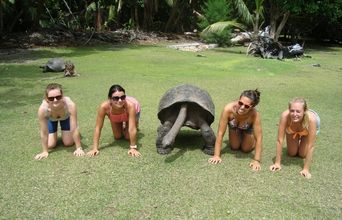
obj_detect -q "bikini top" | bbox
[286,124,309,139]
[107,109,128,123]
[107,96,141,123]
[45,100,70,122]
[228,117,252,130]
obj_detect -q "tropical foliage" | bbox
[0,0,341,43]
[197,0,233,46]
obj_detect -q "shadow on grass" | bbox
[304,43,342,52]
[211,47,246,55]
[47,139,90,155]
[96,130,145,150]
[270,148,303,168]
[0,44,162,63]
[162,130,208,163]
[0,44,164,112]
[220,140,254,160]
[0,64,60,111]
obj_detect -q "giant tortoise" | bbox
[40,58,77,77]
[156,84,216,155]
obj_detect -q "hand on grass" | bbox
[300,169,312,179]
[74,148,85,157]
[249,160,261,171]
[269,163,282,172]
[128,148,141,157]
[35,151,49,160]
[208,156,222,164]
[87,149,99,157]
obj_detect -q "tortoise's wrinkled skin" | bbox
[156,84,216,155]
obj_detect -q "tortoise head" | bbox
[64,61,76,77]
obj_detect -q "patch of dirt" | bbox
[0,29,200,49]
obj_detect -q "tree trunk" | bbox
[0,0,3,35]
[253,12,259,34]
[134,6,140,29]
[143,0,154,31]
[95,1,102,31]
[165,0,181,32]
[274,11,290,41]
[9,9,23,32]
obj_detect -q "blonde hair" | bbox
[288,97,309,129]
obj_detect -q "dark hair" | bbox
[45,83,63,98]
[240,89,261,107]
[108,84,125,98]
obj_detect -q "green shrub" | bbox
[200,27,232,46]
[198,0,233,46]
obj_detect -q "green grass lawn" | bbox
[0,43,341,219]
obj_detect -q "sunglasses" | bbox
[111,95,126,101]
[238,101,252,109]
[47,95,62,102]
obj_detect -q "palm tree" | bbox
[202,0,265,39]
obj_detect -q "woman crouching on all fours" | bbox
[87,84,141,157]
[208,89,263,171]
[270,98,320,179]
[35,83,84,160]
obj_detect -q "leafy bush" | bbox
[200,27,232,46]
[198,0,233,46]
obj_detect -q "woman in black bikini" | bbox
[208,89,263,171]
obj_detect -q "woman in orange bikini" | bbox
[208,89,263,171]
[87,84,141,157]
[269,98,320,179]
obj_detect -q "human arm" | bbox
[300,113,317,179]
[87,103,106,157]
[208,105,229,164]
[67,99,84,156]
[269,111,287,171]
[127,103,140,157]
[249,111,263,171]
[35,106,49,160]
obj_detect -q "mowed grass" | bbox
[0,43,341,219]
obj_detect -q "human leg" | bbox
[229,128,242,150]
[123,122,130,140]
[48,133,58,148]
[47,120,58,148]
[110,121,124,140]
[240,132,255,153]
[298,137,308,158]
[60,117,75,146]
[286,133,300,156]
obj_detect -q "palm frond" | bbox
[202,20,246,34]
[234,0,253,25]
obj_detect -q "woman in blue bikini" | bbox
[35,83,84,160]
[269,97,320,179]
[208,89,263,171]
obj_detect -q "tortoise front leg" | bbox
[199,121,216,155]
[156,121,173,154]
